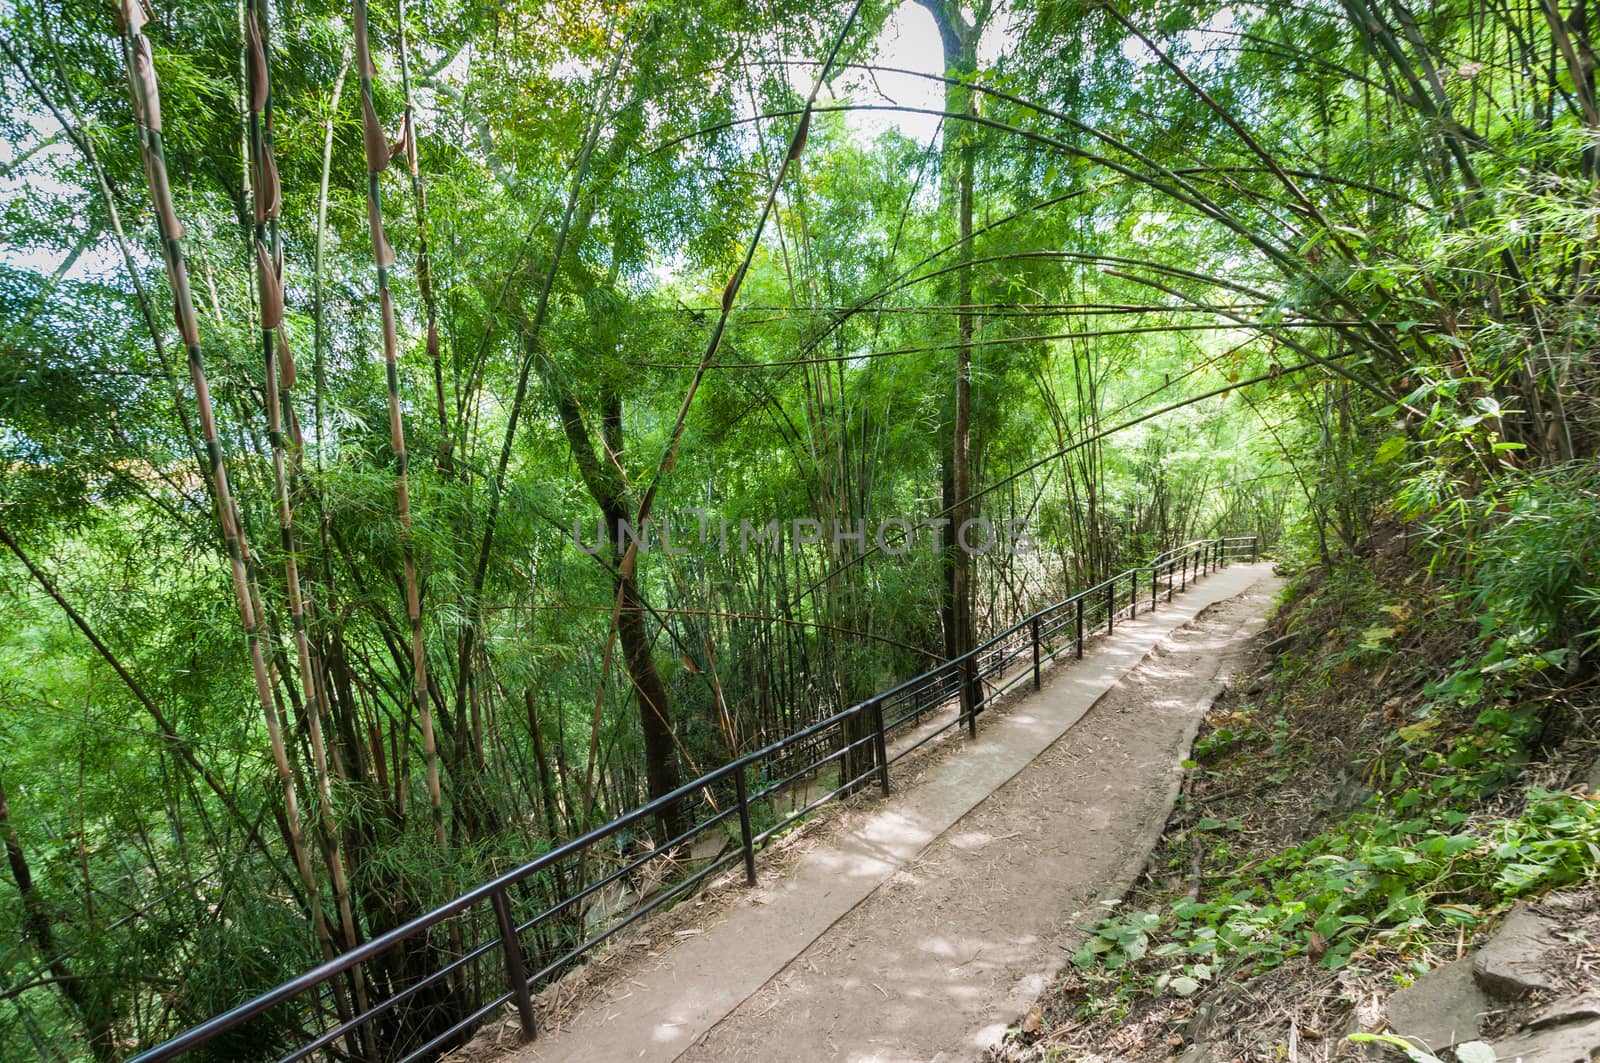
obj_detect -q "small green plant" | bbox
[1347,1032,1497,1063]
[1073,788,1599,996]
[1193,723,1247,760]
[1467,464,1600,658]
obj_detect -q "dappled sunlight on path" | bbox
[500,564,1279,1063]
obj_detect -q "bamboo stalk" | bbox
[393,0,451,467]
[113,0,331,958]
[242,1,369,1009]
[352,0,446,850]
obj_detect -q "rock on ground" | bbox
[1472,905,1565,999]
[1385,959,1494,1053]
[1489,1017,1600,1063]
[1380,898,1600,1063]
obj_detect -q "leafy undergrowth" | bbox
[995,533,1600,1062]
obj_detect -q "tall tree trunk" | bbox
[244,0,366,982]
[917,0,984,703]
[352,0,446,851]
[115,1,334,966]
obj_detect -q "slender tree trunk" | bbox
[352,0,446,851]
[917,0,984,704]
[244,14,371,1047]
[551,383,686,840]
[394,0,451,467]
[115,1,333,965]
[954,80,975,697]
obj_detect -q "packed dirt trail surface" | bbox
[501,564,1280,1063]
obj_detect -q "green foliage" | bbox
[3,0,1598,1052]
[1466,464,1600,656]
[1071,547,1600,1014]
[1073,786,1599,995]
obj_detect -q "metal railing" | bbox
[128,535,1258,1063]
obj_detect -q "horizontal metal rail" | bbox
[127,536,1257,1063]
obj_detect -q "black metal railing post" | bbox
[1075,596,1085,658]
[1129,570,1137,619]
[1105,580,1114,634]
[1030,617,1042,690]
[1167,560,1174,602]
[962,658,977,738]
[1151,566,1157,610]
[734,765,757,886]
[489,886,537,1042]
[1251,537,1258,563]
[870,699,890,796]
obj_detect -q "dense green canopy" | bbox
[0,0,1595,1057]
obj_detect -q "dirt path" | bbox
[684,576,1280,1062]
[497,565,1279,1063]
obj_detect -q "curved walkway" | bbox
[499,564,1280,1063]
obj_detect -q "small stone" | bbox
[1529,992,1600,1031]
[1490,1016,1600,1063]
[1472,905,1564,999]
[1386,958,1493,1050]
[1337,1014,1387,1061]
[1582,754,1600,794]
[1539,891,1590,912]
[1175,1043,1222,1063]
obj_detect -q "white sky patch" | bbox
[0,110,110,280]
[1185,7,1241,51]
[1122,6,1242,67]
[799,0,1020,146]
[836,2,946,143]
[1130,210,1170,244]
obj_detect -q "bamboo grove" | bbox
[1,0,1597,1057]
